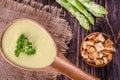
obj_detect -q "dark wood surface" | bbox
[21,0,120,80]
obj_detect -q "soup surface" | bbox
[2,19,57,69]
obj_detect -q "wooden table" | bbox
[32,0,120,80]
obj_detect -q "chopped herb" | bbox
[15,34,36,57]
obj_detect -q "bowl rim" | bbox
[0,18,58,71]
[80,32,114,67]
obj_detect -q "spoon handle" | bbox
[52,56,100,80]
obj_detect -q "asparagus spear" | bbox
[78,0,108,17]
[56,0,90,30]
[66,0,94,25]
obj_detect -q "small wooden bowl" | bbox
[80,32,115,67]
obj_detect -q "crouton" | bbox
[95,42,104,52]
[98,52,104,58]
[102,50,112,55]
[108,54,113,61]
[82,42,87,49]
[82,40,94,50]
[105,39,114,48]
[92,51,99,59]
[103,57,108,64]
[104,39,116,52]
[104,47,116,52]
[94,34,105,42]
[95,59,104,65]
[86,40,94,46]
[88,34,96,40]
[87,46,96,53]
[87,58,93,63]
[88,54,94,60]
[81,50,89,59]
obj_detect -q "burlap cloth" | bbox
[0,0,72,80]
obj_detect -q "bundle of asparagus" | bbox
[56,0,108,30]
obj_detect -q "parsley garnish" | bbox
[15,34,36,57]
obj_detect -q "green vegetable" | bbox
[56,0,90,30]
[15,34,36,57]
[78,0,108,17]
[66,0,94,25]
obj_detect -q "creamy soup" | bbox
[2,19,57,69]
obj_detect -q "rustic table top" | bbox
[22,0,120,80]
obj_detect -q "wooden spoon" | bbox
[52,52,100,80]
[0,18,100,80]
